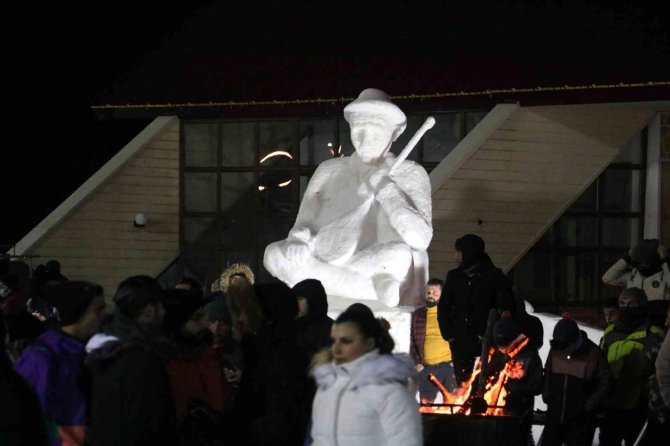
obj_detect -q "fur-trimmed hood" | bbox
[220,263,255,294]
[312,349,415,391]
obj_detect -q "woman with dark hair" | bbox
[309,302,422,446]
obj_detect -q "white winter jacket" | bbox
[602,258,670,301]
[310,349,422,446]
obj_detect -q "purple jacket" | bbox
[14,328,88,446]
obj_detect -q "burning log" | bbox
[420,333,530,417]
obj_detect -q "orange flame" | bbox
[420,336,529,417]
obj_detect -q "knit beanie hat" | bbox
[630,239,660,266]
[493,311,519,346]
[454,234,485,266]
[162,288,206,334]
[552,314,579,344]
[620,286,648,305]
[44,280,103,326]
[204,292,231,324]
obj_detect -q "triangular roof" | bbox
[9,117,177,256]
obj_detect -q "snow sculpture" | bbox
[264,88,434,308]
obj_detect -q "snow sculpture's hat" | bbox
[343,88,407,133]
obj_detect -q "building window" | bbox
[178,110,488,287]
[511,129,647,322]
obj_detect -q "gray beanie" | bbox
[205,293,231,324]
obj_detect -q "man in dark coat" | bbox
[542,315,611,446]
[437,233,516,384]
[85,275,177,446]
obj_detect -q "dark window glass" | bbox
[220,172,256,213]
[258,170,294,214]
[183,172,217,212]
[512,251,552,303]
[560,254,597,303]
[423,113,462,162]
[260,121,294,165]
[602,169,640,212]
[183,217,218,247]
[299,119,337,166]
[220,215,256,250]
[184,123,217,167]
[559,216,598,248]
[221,122,255,167]
[601,217,640,248]
[570,183,597,211]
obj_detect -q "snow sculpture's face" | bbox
[348,112,397,164]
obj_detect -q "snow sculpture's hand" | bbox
[367,168,393,195]
[286,241,311,264]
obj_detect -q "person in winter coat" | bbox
[205,294,243,397]
[161,288,233,446]
[437,233,516,385]
[598,287,664,446]
[542,315,611,446]
[511,292,543,352]
[491,314,543,446]
[0,311,49,446]
[658,330,670,409]
[602,239,670,302]
[310,302,422,446]
[292,278,334,443]
[410,277,457,403]
[227,279,310,446]
[85,275,177,446]
[293,278,334,361]
[14,280,106,446]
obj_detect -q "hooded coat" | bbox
[310,349,422,446]
[13,329,79,446]
[293,279,334,360]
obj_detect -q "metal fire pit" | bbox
[422,404,520,446]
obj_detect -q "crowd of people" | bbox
[1,235,670,445]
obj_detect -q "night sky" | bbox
[5,0,669,249]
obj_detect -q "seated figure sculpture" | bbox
[263,88,433,307]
